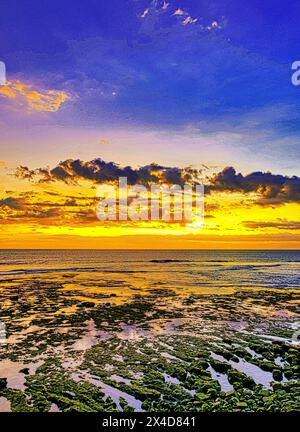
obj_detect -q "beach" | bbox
[0,249,299,412]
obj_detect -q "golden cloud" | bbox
[0,80,69,112]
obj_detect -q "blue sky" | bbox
[0,0,300,174]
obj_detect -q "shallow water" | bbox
[0,396,11,412]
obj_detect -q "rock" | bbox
[210,360,231,373]
[0,378,7,390]
[225,389,235,397]
[259,389,270,396]
[272,382,282,391]
[189,362,208,374]
[221,351,235,361]
[284,369,293,380]
[271,342,285,355]
[237,401,248,408]
[285,354,298,365]
[233,348,246,358]
[260,361,274,372]
[195,392,210,401]
[272,369,283,381]
[227,369,256,389]
[62,390,75,398]
[198,360,209,369]
[81,302,95,308]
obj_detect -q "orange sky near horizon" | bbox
[1,169,300,249]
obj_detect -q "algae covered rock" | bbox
[227,369,256,389]
[210,359,231,373]
[0,378,7,390]
[272,369,283,381]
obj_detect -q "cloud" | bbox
[182,16,198,26]
[209,166,300,204]
[243,220,300,230]
[15,158,203,186]
[0,197,26,210]
[0,207,62,222]
[140,2,220,31]
[0,189,96,226]
[14,158,300,206]
[99,137,110,145]
[171,7,198,26]
[173,8,185,16]
[141,8,150,18]
[207,20,221,30]
[0,80,69,112]
[21,208,62,220]
[15,166,53,182]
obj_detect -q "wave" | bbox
[225,264,282,271]
[203,259,229,263]
[149,259,193,263]
[149,259,231,263]
[0,267,146,276]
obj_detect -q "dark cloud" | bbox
[0,188,99,226]
[0,207,62,223]
[15,166,52,183]
[0,197,26,210]
[14,159,300,206]
[30,199,80,207]
[64,199,77,207]
[243,220,300,230]
[15,158,203,186]
[0,193,64,223]
[209,166,300,204]
[21,208,61,219]
[205,203,220,212]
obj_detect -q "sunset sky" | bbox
[1,0,300,249]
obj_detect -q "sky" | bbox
[0,0,300,248]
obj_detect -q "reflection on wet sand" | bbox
[0,396,11,412]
